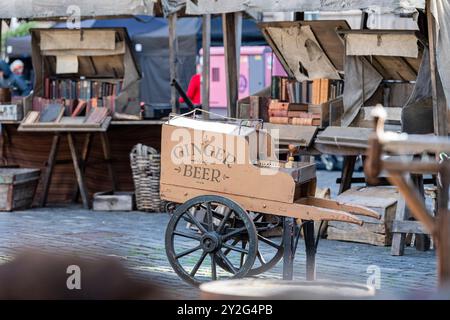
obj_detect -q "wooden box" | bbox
[0,104,23,121]
[327,186,399,246]
[93,191,135,211]
[308,102,330,128]
[0,168,41,211]
[237,96,270,122]
[160,117,316,205]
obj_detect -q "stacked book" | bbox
[268,100,321,126]
[34,78,122,116]
[271,76,344,105]
[44,78,122,100]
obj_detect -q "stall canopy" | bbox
[0,0,156,19]
[186,0,425,15]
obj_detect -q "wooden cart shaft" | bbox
[160,184,379,225]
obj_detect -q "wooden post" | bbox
[169,13,179,114]
[72,133,92,202]
[427,1,449,284]
[67,133,89,209]
[427,0,448,136]
[437,161,450,288]
[282,217,295,280]
[223,12,241,118]
[40,134,60,207]
[201,14,211,119]
[339,156,357,194]
[100,132,118,192]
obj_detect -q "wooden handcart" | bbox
[160,110,379,286]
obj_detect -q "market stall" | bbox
[0,1,170,206]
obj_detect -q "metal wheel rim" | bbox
[217,213,284,276]
[165,195,257,286]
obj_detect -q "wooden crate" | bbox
[327,186,398,246]
[308,98,334,128]
[93,191,135,211]
[0,168,41,211]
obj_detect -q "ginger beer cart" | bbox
[161,110,379,286]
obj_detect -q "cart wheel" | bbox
[165,195,257,286]
[217,213,284,276]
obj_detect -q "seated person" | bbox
[0,60,31,97]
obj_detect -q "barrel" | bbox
[200,279,376,300]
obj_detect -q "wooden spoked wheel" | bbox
[165,195,257,286]
[217,213,284,276]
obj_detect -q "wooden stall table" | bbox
[17,117,114,209]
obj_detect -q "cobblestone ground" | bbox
[0,171,437,299]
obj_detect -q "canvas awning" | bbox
[0,0,156,19]
[186,0,425,15]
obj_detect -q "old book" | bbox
[288,103,308,112]
[320,79,330,104]
[286,80,295,103]
[271,76,281,100]
[23,111,40,124]
[72,100,87,117]
[280,78,286,102]
[269,116,290,125]
[312,119,322,126]
[269,110,288,117]
[39,104,65,123]
[307,81,313,103]
[85,107,109,124]
[291,117,313,126]
[268,100,290,111]
[288,111,320,119]
[312,79,321,105]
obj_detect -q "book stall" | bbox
[0,2,164,210]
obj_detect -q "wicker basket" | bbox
[130,144,164,212]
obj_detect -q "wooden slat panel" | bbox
[2,124,162,204]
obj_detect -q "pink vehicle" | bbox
[200,46,287,111]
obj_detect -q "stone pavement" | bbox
[0,170,438,299]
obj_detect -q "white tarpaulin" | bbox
[346,33,419,58]
[0,0,155,19]
[431,0,450,108]
[342,56,383,127]
[187,0,425,15]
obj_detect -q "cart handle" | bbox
[168,108,264,133]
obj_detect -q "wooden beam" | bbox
[40,134,60,207]
[201,14,211,119]
[67,133,90,209]
[427,0,448,136]
[387,173,435,234]
[222,12,241,118]
[169,13,179,114]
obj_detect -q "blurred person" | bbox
[0,59,31,96]
[0,251,168,300]
[10,59,25,76]
[179,57,202,106]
